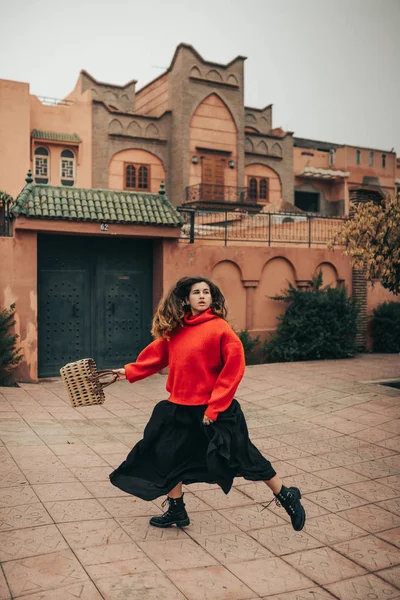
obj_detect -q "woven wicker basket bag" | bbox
[60,358,118,407]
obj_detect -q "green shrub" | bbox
[263,272,359,363]
[371,301,400,353]
[238,329,260,365]
[0,304,23,385]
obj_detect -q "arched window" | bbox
[34,146,49,184]
[329,149,335,166]
[248,176,269,202]
[125,164,136,189]
[124,163,150,191]
[138,166,149,189]
[259,178,268,200]
[60,149,75,186]
[249,178,258,200]
[369,151,374,166]
[356,149,361,165]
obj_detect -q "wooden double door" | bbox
[38,235,153,377]
[201,155,226,200]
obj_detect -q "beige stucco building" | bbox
[0,44,399,381]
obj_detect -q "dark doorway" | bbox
[38,235,153,377]
[295,191,319,213]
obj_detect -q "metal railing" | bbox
[185,184,254,205]
[178,208,346,246]
[0,193,12,236]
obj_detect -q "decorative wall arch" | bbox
[145,123,159,138]
[245,163,282,205]
[211,260,245,330]
[245,113,257,123]
[108,148,166,193]
[253,257,297,330]
[227,74,239,86]
[256,141,269,155]
[261,116,269,129]
[190,92,239,133]
[207,69,223,82]
[245,138,254,153]
[314,262,339,287]
[190,66,202,78]
[126,121,141,137]
[103,91,118,103]
[189,93,238,188]
[109,119,123,134]
[121,94,130,102]
[271,142,283,157]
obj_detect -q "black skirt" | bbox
[109,399,276,501]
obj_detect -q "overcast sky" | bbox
[1,0,399,153]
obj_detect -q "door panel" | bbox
[38,235,153,377]
[96,270,150,369]
[201,156,225,200]
[38,269,91,377]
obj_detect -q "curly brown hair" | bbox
[151,276,227,339]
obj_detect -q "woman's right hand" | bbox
[113,368,126,380]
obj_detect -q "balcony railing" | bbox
[178,208,346,247]
[185,184,256,205]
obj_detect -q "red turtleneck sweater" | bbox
[124,309,245,421]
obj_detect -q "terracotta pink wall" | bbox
[295,144,397,205]
[333,147,395,195]
[189,94,237,188]
[0,80,31,198]
[367,282,399,315]
[30,91,93,188]
[134,74,169,117]
[0,232,37,381]
[161,241,353,338]
[294,146,330,171]
[108,149,166,193]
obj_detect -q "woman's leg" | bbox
[263,475,305,531]
[150,482,189,528]
[168,482,183,498]
[264,475,283,494]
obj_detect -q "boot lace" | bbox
[161,497,174,516]
[261,497,281,512]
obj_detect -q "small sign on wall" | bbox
[100,223,109,232]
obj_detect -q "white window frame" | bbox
[369,151,374,167]
[329,149,335,166]
[60,149,75,184]
[34,146,50,181]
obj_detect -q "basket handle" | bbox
[95,369,119,389]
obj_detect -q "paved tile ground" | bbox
[1,354,400,599]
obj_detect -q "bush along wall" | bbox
[263,272,359,363]
[0,304,23,385]
[371,301,400,353]
[237,329,261,365]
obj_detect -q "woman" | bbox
[110,276,306,531]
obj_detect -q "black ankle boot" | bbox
[274,486,306,531]
[149,493,190,528]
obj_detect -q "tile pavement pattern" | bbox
[0,354,400,599]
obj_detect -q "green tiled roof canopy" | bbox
[12,184,184,227]
[31,130,82,143]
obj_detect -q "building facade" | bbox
[0,44,399,381]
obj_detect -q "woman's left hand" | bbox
[203,415,214,426]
